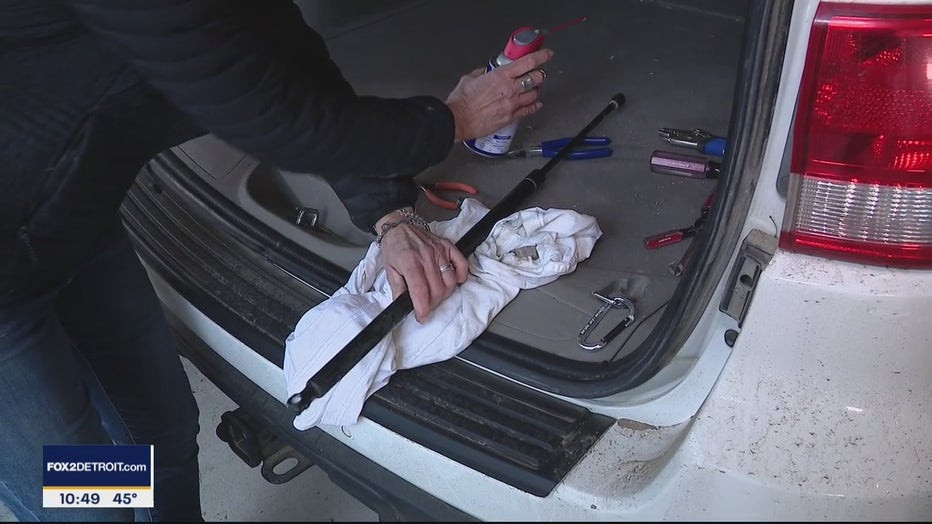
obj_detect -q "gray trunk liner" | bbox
[177,0,746,363]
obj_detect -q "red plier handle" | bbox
[418,181,478,210]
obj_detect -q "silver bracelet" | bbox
[374,208,430,246]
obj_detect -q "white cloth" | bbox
[283,198,602,430]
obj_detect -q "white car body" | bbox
[147,0,931,520]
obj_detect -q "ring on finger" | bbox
[519,75,535,92]
[438,262,455,273]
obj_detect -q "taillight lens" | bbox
[782,3,932,267]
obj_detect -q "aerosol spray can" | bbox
[464,26,546,158]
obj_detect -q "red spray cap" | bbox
[502,26,545,60]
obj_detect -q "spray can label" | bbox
[464,57,517,157]
[467,121,519,157]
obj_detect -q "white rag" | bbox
[283,198,602,430]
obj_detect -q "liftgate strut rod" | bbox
[288,92,627,415]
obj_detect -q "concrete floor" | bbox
[181,358,377,522]
[0,358,377,522]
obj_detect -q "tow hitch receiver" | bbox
[216,408,314,484]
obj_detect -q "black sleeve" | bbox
[67,0,454,231]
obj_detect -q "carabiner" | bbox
[577,292,637,351]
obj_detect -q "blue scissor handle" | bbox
[541,147,613,160]
[540,136,612,149]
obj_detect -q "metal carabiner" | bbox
[577,292,637,351]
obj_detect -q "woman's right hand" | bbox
[445,49,554,142]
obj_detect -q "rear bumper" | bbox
[131,159,932,521]
[166,310,475,522]
[158,258,932,521]
[665,250,932,520]
[122,153,613,508]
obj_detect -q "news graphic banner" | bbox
[43,445,153,509]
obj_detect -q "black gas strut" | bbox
[288,93,627,415]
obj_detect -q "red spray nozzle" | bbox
[502,26,545,60]
[501,17,587,61]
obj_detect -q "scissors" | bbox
[418,181,478,210]
[506,136,613,160]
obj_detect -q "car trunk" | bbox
[168,0,747,366]
[124,0,792,497]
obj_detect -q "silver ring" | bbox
[519,75,535,92]
[438,262,455,273]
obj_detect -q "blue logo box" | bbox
[43,445,152,488]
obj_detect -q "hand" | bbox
[376,212,469,323]
[445,49,554,142]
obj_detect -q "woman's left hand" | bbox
[377,214,469,323]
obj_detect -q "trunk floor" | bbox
[191,0,746,363]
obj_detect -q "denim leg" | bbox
[0,288,134,522]
[54,229,203,522]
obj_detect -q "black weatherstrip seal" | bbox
[122,160,614,497]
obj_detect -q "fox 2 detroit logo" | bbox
[43,445,154,509]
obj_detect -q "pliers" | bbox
[418,181,478,210]
[507,136,613,160]
[657,128,727,157]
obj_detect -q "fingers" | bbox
[513,101,544,120]
[502,49,554,79]
[493,49,553,96]
[421,254,448,307]
[514,68,547,94]
[408,258,452,323]
[385,266,407,301]
[438,243,468,290]
[439,259,457,289]
[514,88,540,109]
[381,226,466,323]
[423,238,463,307]
[448,247,469,284]
[411,239,467,322]
[507,87,543,120]
[407,272,431,324]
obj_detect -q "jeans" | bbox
[0,226,202,521]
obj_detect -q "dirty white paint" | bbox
[318,249,931,521]
[666,250,932,519]
[145,266,291,404]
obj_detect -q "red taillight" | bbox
[782,2,932,268]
